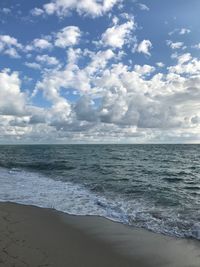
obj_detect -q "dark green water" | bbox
[0,144,200,239]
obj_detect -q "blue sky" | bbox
[1,0,200,143]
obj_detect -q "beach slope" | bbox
[0,202,200,267]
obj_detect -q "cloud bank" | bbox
[1,0,200,143]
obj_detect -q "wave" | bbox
[0,160,76,172]
[163,177,183,183]
[0,167,200,241]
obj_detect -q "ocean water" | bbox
[0,144,200,240]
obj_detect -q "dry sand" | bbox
[0,202,200,267]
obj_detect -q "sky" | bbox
[1,0,200,144]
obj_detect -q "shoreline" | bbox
[1,202,200,267]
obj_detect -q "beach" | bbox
[0,202,200,267]
[1,0,200,264]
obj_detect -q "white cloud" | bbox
[2,2,200,143]
[2,51,200,143]
[167,40,184,50]
[0,69,27,116]
[179,28,191,35]
[33,47,200,137]
[25,62,41,70]
[35,48,115,101]
[55,26,81,48]
[31,8,44,16]
[1,37,199,143]
[134,64,155,76]
[0,35,22,58]
[171,52,178,60]
[0,35,22,49]
[26,38,52,51]
[192,43,200,50]
[4,47,20,58]
[43,3,56,15]
[137,40,152,56]
[33,0,120,18]
[177,53,192,65]
[101,19,135,48]
[36,55,60,66]
[169,28,191,36]
[156,62,165,68]
[169,57,200,75]
[138,3,149,11]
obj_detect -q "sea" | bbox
[0,144,200,240]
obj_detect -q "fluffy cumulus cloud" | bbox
[2,47,200,143]
[156,62,165,68]
[35,48,115,99]
[25,62,41,70]
[177,53,192,64]
[192,43,200,50]
[32,0,120,18]
[0,69,52,143]
[25,46,199,143]
[1,0,200,143]
[134,64,155,75]
[169,56,200,75]
[26,38,53,51]
[137,40,152,56]
[179,28,191,35]
[25,55,60,70]
[0,69,27,115]
[55,26,81,48]
[167,41,184,50]
[36,54,60,66]
[101,18,135,48]
[0,35,22,58]
[31,7,44,16]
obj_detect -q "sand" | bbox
[0,202,200,267]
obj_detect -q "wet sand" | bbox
[0,202,200,267]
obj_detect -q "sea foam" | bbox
[0,166,200,240]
